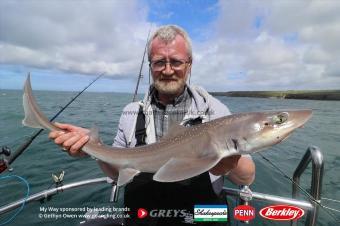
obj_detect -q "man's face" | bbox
[149,35,191,96]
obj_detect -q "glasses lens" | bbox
[171,60,185,69]
[151,59,187,71]
[152,61,165,70]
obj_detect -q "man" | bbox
[49,25,255,225]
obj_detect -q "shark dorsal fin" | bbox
[159,119,187,142]
[89,126,103,145]
[167,120,187,137]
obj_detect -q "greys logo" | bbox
[140,209,189,218]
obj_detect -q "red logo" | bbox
[233,205,255,221]
[259,205,304,221]
[137,208,148,219]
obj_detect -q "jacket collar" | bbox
[142,84,210,122]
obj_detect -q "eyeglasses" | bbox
[149,59,190,71]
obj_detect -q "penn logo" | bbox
[259,205,304,221]
[233,205,255,221]
[137,208,148,219]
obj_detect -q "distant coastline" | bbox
[209,90,340,101]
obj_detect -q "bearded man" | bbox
[49,25,255,226]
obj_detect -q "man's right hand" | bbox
[48,122,90,157]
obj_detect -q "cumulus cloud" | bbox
[191,0,340,90]
[0,0,150,77]
[1,0,340,91]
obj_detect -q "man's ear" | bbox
[186,67,192,84]
[187,61,192,72]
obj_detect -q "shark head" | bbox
[222,110,312,154]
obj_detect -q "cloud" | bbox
[191,0,340,90]
[0,0,150,78]
[1,0,340,91]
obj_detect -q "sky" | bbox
[1,0,340,92]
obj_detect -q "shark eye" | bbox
[272,113,288,125]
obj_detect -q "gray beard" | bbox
[154,79,186,95]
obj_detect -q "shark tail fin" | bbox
[22,73,58,131]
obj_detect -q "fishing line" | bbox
[321,206,340,214]
[322,197,340,204]
[257,152,340,223]
[0,175,30,225]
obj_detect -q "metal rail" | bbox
[0,177,114,215]
[292,146,324,226]
[223,187,314,210]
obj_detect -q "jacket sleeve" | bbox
[208,95,231,119]
[112,102,140,148]
[113,116,128,148]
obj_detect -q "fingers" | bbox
[54,132,77,146]
[68,135,89,157]
[48,131,65,139]
[54,122,75,130]
[48,125,90,157]
[54,122,88,133]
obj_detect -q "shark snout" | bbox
[291,109,313,128]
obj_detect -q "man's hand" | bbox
[48,122,90,157]
[210,155,255,185]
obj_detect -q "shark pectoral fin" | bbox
[153,155,222,183]
[117,168,140,186]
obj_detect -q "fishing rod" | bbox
[0,72,104,173]
[132,27,152,102]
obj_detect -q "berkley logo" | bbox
[233,205,255,221]
[259,205,304,221]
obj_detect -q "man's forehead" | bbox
[150,35,188,58]
[152,34,185,44]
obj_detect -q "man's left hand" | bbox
[210,155,241,175]
[209,155,255,185]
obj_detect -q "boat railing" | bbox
[0,146,324,226]
[223,145,324,226]
[0,177,114,215]
[292,146,324,226]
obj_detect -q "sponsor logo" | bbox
[149,209,188,218]
[233,205,255,221]
[137,208,148,219]
[259,205,304,221]
[194,205,228,222]
[137,208,189,219]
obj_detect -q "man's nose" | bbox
[163,62,174,75]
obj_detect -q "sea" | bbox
[0,90,339,226]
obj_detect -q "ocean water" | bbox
[0,90,339,226]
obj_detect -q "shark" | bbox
[22,75,312,186]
